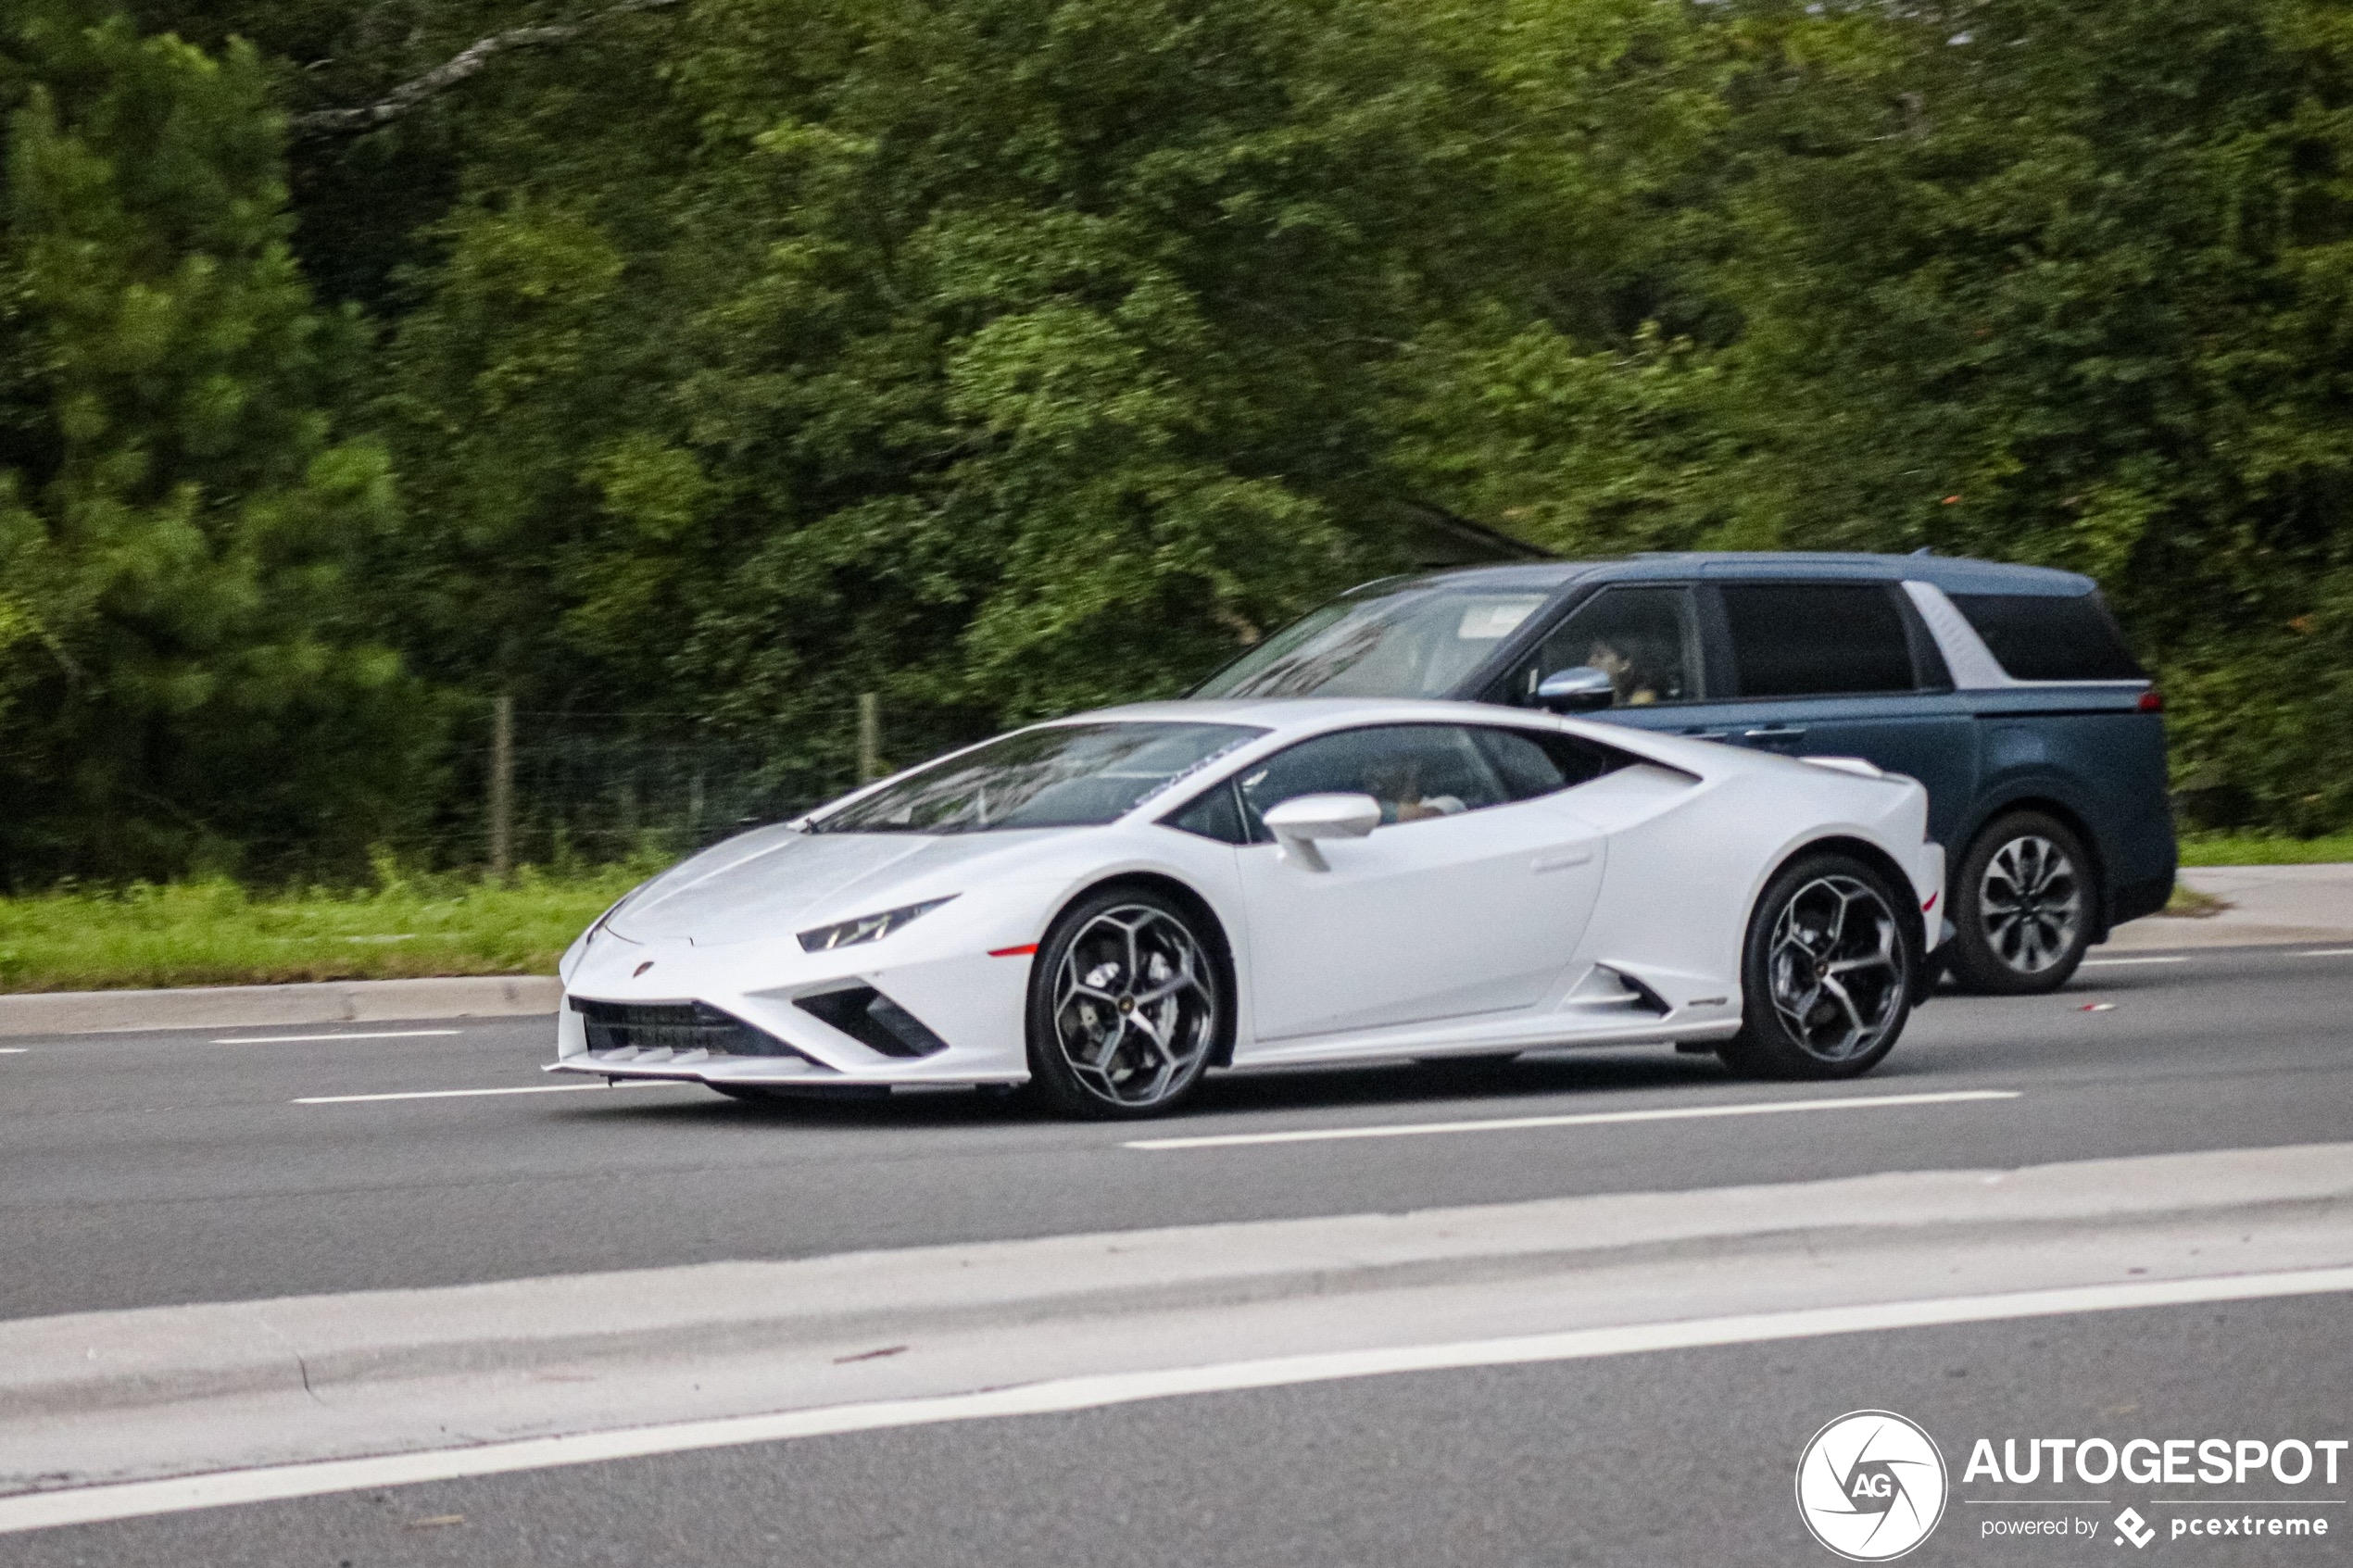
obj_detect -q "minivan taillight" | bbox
[2137,688,2164,712]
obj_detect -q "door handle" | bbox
[1532,847,1596,872]
[1743,725,1808,742]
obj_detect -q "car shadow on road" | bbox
[562,1047,1743,1131]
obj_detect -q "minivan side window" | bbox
[1718,583,1919,697]
[1948,592,2145,682]
[1510,586,1704,708]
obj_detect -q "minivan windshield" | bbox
[1193,583,1550,698]
[809,722,1265,834]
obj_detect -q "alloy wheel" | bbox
[1978,834,2082,975]
[1766,874,1906,1062]
[1051,904,1218,1108]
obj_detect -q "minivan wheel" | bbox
[1948,811,2093,995]
[1718,851,1917,1081]
[1025,887,1227,1119]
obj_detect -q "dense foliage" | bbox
[3,0,2350,881]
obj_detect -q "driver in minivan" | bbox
[1586,635,1666,707]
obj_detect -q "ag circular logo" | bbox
[1795,1410,1948,1561]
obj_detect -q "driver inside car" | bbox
[1365,756,1467,823]
[1586,635,1665,706]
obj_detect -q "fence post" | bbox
[857,692,882,784]
[488,692,515,883]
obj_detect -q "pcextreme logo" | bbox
[1797,1410,1951,1562]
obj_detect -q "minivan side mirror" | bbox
[1535,666,1616,713]
[1262,792,1381,872]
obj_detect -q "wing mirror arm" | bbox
[1261,793,1382,872]
[1535,666,1616,713]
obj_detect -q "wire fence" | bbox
[422,698,995,876]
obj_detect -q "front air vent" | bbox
[794,985,949,1059]
[571,998,811,1060]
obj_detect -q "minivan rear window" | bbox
[1718,583,1918,697]
[1949,593,2145,682]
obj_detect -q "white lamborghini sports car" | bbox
[551,699,1945,1118]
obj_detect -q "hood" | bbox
[606,825,1063,946]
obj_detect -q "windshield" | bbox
[1193,584,1550,698]
[809,722,1265,834]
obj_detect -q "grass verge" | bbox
[2177,832,2353,867]
[2160,883,2230,918]
[0,864,653,993]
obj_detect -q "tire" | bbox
[1025,886,1228,1119]
[1946,811,2093,995]
[1718,850,1918,1081]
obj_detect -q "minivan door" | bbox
[1690,579,1978,847]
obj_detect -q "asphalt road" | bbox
[4,943,2350,1321]
[10,1295,2343,1567]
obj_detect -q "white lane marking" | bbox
[2079,956,2190,967]
[2296,948,2353,958]
[0,1047,25,1055]
[4,1263,2347,1536]
[1126,1089,2020,1152]
[295,1081,689,1106]
[211,1030,464,1045]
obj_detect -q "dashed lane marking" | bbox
[295,1081,690,1106]
[1125,1089,2020,1152]
[212,1030,465,1045]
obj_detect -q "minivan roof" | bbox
[1396,551,2098,598]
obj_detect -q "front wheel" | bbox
[1718,852,1918,1081]
[1025,887,1228,1119]
[1946,812,2093,995]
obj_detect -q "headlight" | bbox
[797,896,957,953]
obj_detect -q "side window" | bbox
[1163,780,1249,845]
[1235,725,1509,840]
[1508,586,1703,708]
[1468,728,1634,801]
[1718,583,1919,697]
[1949,592,2145,682]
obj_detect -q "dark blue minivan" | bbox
[1193,552,2173,994]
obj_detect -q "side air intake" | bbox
[794,985,950,1059]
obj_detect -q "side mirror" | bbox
[1262,792,1381,872]
[1535,666,1615,713]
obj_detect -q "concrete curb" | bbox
[2106,862,2353,951]
[0,975,560,1038]
[7,1142,2350,1422]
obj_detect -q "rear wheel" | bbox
[1025,887,1227,1119]
[1719,851,1917,1081]
[1947,811,2092,995]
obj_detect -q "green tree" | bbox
[361,0,1606,787]
[0,0,434,881]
